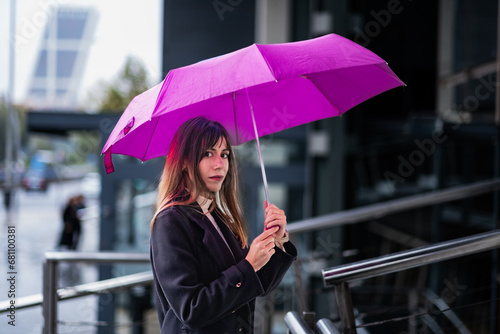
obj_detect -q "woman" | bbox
[150,117,297,333]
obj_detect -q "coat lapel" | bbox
[213,210,246,262]
[182,203,239,271]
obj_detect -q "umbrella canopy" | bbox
[102,33,405,195]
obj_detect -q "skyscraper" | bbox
[26,6,97,110]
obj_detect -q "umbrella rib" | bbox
[232,92,240,144]
[141,117,161,162]
[301,75,343,116]
[375,62,406,86]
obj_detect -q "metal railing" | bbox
[287,178,500,234]
[0,251,152,333]
[322,229,500,333]
[283,178,500,333]
[42,251,152,334]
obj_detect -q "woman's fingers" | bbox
[264,203,287,238]
[246,226,278,271]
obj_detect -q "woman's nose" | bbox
[213,156,223,169]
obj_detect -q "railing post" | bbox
[302,312,316,330]
[317,318,341,334]
[334,282,357,333]
[284,311,316,333]
[42,259,58,334]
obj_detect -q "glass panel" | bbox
[453,0,497,71]
[29,88,46,97]
[236,137,306,167]
[57,10,88,39]
[56,89,68,96]
[453,72,496,118]
[35,50,48,77]
[56,50,78,78]
[115,178,156,253]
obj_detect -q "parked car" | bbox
[22,169,48,191]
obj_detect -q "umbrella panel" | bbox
[110,63,404,162]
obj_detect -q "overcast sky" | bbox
[0,0,162,106]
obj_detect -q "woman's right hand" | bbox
[245,226,279,272]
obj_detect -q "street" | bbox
[0,179,99,333]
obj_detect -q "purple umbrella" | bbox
[102,33,405,203]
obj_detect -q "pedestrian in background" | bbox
[58,195,85,250]
[71,194,86,249]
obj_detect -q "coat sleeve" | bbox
[150,207,265,329]
[257,241,298,296]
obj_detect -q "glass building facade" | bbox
[27,6,97,110]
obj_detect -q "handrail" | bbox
[44,251,150,263]
[0,272,153,313]
[288,179,500,234]
[322,229,500,285]
[0,293,43,312]
[42,251,151,334]
[57,271,153,300]
[322,229,500,333]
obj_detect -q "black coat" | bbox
[150,203,297,334]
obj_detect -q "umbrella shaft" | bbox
[247,88,270,205]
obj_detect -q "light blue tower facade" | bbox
[26,6,97,109]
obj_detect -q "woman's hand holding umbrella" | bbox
[264,202,287,236]
[264,202,289,250]
[245,226,279,272]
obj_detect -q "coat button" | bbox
[236,282,242,288]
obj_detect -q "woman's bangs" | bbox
[200,123,230,153]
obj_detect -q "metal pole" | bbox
[4,0,17,222]
[42,260,59,334]
[496,0,500,127]
[334,282,357,333]
[284,311,315,334]
[492,2,500,332]
[317,318,341,334]
[245,87,270,205]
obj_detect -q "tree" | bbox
[91,56,152,113]
[0,98,27,163]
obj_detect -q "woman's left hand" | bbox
[264,202,287,239]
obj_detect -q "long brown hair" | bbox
[150,117,248,247]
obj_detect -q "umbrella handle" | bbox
[246,88,270,205]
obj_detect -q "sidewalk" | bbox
[0,181,99,333]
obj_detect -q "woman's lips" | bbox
[209,176,224,181]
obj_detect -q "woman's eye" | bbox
[204,151,213,157]
[221,153,229,159]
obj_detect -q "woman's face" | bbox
[198,137,230,193]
